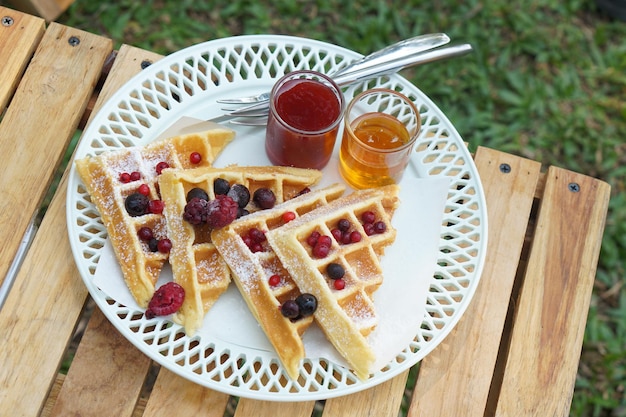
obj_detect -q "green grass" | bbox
[50,0,626,415]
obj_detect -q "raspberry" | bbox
[145,282,185,319]
[206,195,238,228]
[183,197,209,225]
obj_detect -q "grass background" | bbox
[7,0,625,415]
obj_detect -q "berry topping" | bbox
[145,282,185,319]
[130,171,141,181]
[213,178,230,195]
[361,211,376,224]
[206,195,238,228]
[349,230,362,243]
[183,197,209,225]
[295,293,318,317]
[242,227,267,252]
[331,228,343,242]
[253,188,276,209]
[157,238,172,254]
[312,240,331,258]
[125,193,150,216]
[137,183,150,196]
[119,172,131,183]
[306,231,321,247]
[148,199,165,214]
[374,221,387,234]
[268,274,281,286]
[186,187,209,202]
[248,227,266,243]
[318,235,332,247]
[326,263,345,279]
[296,187,311,196]
[237,207,249,218]
[148,238,159,252]
[280,300,300,319]
[137,227,153,241]
[337,218,351,232]
[282,211,296,223]
[363,223,375,236]
[333,278,346,290]
[227,184,251,208]
[156,161,170,175]
[189,151,202,164]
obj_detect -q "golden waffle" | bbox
[158,165,323,336]
[212,184,346,380]
[266,185,400,380]
[75,127,235,308]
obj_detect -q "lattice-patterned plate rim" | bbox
[66,35,488,401]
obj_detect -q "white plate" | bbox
[66,35,488,401]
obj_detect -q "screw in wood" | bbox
[499,163,511,174]
[141,60,153,69]
[2,16,14,26]
[68,36,80,46]
[568,183,580,192]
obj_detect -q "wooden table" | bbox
[0,6,611,417]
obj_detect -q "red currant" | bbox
[130,171,141,181]
[149,200,165,214]
[374,221,387,234]
[331,228,343,242]
[363,223,375,236]
[157,238,172,253]
[349,231,362,243]
[333,278,346,290]
[282,211,296,223]
[312,242,331,258]
[306,231,320,247]
[119,172,131,183]
[189,152,202,164]
[156,161,170,175]
[137,227,153,241]
[361,211,376,224]
[138,184,150,196]
[318,235,332,247]
[268,274,281,286]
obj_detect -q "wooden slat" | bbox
[0,23,111,416]
[322,370,410,416]
[234,399,316,417]
[49,310,152,416]
[141,368,230,417]
[494,167,610,416]
[5,0,74,22]
[0,6,44,111]
[41,44,163,415]
[0,22,111,287]
[407,148,542,416]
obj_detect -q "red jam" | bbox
[266,74,343,169]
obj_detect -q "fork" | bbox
[214,41,474,125]
[217,33,450,106]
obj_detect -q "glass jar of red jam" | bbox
[265,70,344,169]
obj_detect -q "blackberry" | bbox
[183,197,209,225]
[125,193,149,217]
[253,188,276,209]
[227,184,250,208]
[213,178,230,195]
[186,187,209,202]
